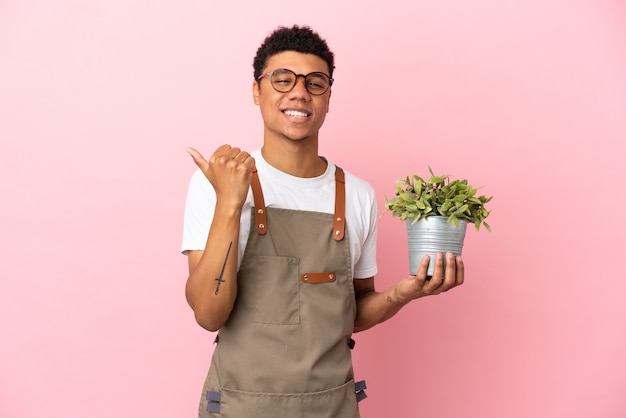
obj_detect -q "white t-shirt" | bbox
[181,150,378,279]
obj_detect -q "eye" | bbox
[306,74,329,93]
[271,69,295,85]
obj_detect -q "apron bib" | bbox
[198,167,366,417]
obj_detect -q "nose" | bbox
[289,74,311,97]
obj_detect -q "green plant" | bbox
[385,167,493,231]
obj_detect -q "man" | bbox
[182,25,463,417]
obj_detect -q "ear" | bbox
[326,88,332,113]
[252,81,260,105]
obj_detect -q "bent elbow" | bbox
[353,320,374,333]
[193,308,226,332]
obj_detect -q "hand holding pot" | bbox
[396,252,464,300]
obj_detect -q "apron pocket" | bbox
[218,379,360,418]
[239,255,300,325]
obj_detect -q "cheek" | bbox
[258,96,278,112]
[259,99,286,123]
[319,100,330,115]
[316,108,329,125]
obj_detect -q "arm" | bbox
[353,252,464,332]
[184,145,256,332]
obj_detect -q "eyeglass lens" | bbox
[269,69,330,95]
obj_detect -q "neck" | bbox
[261,138,327,178]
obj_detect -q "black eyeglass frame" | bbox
[257,68,334,96]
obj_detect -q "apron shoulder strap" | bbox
[250,165,346,241]
[333,166,346,241]
[251,170,267,235]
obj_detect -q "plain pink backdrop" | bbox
[1,1,625,417]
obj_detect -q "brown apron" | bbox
[198,167,367,417]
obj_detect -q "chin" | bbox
[282,133,311,142]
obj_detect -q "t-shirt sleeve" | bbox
[181,169,215,255]
[352,183,379,279]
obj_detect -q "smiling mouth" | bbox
[283,109,310,118]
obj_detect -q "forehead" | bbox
[264,51,330,75]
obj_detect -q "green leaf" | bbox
[414,179,422,196]
[454,204,469,215]
[385,167,493,232]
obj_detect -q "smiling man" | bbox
[182,25,464,418]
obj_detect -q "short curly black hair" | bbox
[253,25,335,81]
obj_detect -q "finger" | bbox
[232,150,251,163]
[209,145,236,164]
[414,255,431,280]
[430,252,445,282]
[223,150,255,178]
[232,151,256,177]
[186,147,209,170]
[424,252,445,293]
[212,146,244,167]
[455,255,465,286]
[244,155,257,172]
[226,147,242,160]
[213,144,234,156]
[440,252,457,291]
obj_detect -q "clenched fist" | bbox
[187,145,256,211]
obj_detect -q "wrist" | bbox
[214,202,244,219]
[389,285,412,306]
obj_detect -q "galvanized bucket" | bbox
[406,216,467,277]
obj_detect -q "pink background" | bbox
[1,1,625,417]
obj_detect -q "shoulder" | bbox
[185,169,216,206]
[342,168,376,201]
[188,169,213,192]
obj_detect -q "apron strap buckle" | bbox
[355,380,368,402]
[206,391,222,413]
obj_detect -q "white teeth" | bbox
[284,110,309,117]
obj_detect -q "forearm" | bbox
[353,253,464,332]
[185,205,242,331]
[354,285,409,333]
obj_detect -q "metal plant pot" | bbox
[406,216,467,277]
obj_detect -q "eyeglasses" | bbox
[257,68,333,95]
